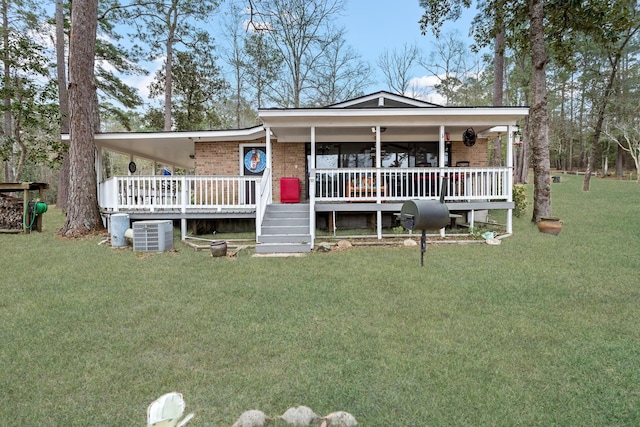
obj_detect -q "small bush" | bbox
[512,184,528,217]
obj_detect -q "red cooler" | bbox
[280,177,300,203]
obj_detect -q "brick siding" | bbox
[195,138,308,202]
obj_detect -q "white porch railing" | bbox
[255,168,272,237]
[314,167,511,202]
[99,175,263,212]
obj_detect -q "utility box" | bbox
[280,177,300,203]
[133,220,173,252]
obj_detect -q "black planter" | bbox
[210,240,228,257]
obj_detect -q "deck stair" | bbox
[256,203,312,253]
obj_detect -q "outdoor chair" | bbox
[455,161,470,167]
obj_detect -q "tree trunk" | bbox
[491,23,505,167]
[616,142,624,177]
[583,52,628,190]
[164,12,177,131]
[2,0,14,182]
[528,0,551,222]
[164,44,173,131]
[60,0,103,237]
[56,0,70,210]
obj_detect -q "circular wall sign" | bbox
[128,161,137,173]
[243,149,266,174]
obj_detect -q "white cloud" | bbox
[406,75,446,105]
[121,57,165,105]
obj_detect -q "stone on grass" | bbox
[336,240,352,249]
[279,405,320,425]
[232,410,269,427]
[321,411,357,426]
[403,239,418,246]
[316,242,332,252]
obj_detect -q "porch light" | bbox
[513,126,523,145]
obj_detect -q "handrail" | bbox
[101,175,262,212]
[314,167,511,202]
[255,168,272,238]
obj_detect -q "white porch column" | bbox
[506,125,515,234]
[310,126,316,245]
[95,147,103,207]
[265,127,273,203]
[265,126,272,169]
[375,126,382,240]
[438,125,446,236]
[438,125,446,168]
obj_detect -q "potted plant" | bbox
[537,217,562,235]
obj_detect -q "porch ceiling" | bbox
[259,107,529,142]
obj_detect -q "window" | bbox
[309,142,449,169]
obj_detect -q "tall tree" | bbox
[527,0,551,220]
[59,0,103,237]
[55,0,146,210]
[378,43,420,96]
[128,0,221,130]
[243,31,282,109]
[1,0,47,182]
[418,33,475,105]
[579,1,640,191]
[308,28,372,106]
[491,17,505,166]
[420,0,552,221]
[250,0,344,107]
[0,0,60,183]
[221,0,248,127]
[55,0,70,210]
[603,121,640,184]
[148,49,227,130]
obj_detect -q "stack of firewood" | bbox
[0,194,24,230]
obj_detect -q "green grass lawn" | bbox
[1,174,639,426]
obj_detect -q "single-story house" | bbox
[84,91,529,253]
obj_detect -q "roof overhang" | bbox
[61,126,265,169]
[259,107,529,142]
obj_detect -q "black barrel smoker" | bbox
[400,179,450,267]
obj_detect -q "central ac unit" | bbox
[133,220,173,252]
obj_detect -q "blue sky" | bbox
[338,0,428,71]
[337,0,478,93]
[124,0,480,105]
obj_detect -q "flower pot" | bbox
[210,240,228,257]
[537,217,562,235]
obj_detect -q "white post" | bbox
[375,125,383,239]
[265,127,273,203]
[310,126,316,246]
[438,125,446,212]
[507,124,515,234]
[95,147,103,207]
[438,125,446,168]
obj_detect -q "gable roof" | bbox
[259,91,528,143]
[326,91,443,109]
